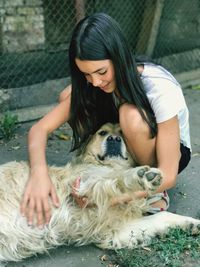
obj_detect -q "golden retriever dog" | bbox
[0,123,199,261]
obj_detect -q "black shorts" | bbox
[178,143,191,174]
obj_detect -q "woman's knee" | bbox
[119,103,156,166]
[119,103,144,133]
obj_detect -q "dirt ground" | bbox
[0,88,200,267]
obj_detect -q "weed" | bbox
[112,227,200,267]
[0,112,19,140]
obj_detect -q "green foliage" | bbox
[151,227,200,266]
[113,227,200,267]
[0,112,19,140]
[191,84,200,90]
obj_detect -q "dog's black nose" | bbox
[107,135,113,141]
[107,135,121,142]
[116,136,121,142]
[105,135,123,158]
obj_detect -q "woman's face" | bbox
[75,58,116,93]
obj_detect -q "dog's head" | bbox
[76,123,136,167]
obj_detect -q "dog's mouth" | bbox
[97,153,127,161]
[97,135,128,161]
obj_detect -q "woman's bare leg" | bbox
[119,103,166,209]
[119,103,156,166]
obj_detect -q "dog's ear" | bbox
[75,134,93,158]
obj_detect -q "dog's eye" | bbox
[98,130,108,136]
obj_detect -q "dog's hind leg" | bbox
[98,211,200,249]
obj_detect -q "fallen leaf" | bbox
[142,246,152,252]
[192,153,200,157]
[56,133,71,141]
[11,146,20,150]
[178,191,187,198]
[100,254,108,261]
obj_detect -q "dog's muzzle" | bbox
[98,135,127,161]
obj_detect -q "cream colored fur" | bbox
[0,123,199,261]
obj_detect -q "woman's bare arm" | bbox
[20,86,71,227]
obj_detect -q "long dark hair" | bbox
[69,13,157,151]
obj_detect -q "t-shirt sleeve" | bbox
[145,78,186,123]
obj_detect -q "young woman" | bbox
[20,13,191,227]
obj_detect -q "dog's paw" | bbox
[137,166,162,193]
[187,222,200,235]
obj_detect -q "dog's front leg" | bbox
[74,166,162,208]
[121,166,163,195]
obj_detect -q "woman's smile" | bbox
[99,82,110,91]
[75,58,116,93]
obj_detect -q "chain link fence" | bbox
[0,0,200,114]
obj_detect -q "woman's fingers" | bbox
[111,194,133,206]
[72,177,88,208]
[21,193,56,227]
[27,197,35,225]
[36,200,44,227]
[50,186,60,208]
[42,198,51,226]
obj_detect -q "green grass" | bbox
[191,84,200,90]
[111,227,200,267]
[0,112,19,140]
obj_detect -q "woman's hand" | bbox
[72,176,147,207]
[20,168,60,228]
[71,177,88,208]
[111,191,147,206]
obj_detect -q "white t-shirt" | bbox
[140,63,191,151]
